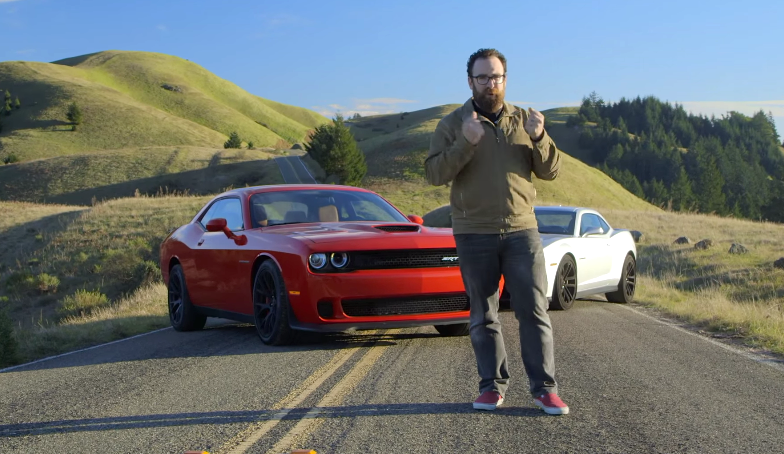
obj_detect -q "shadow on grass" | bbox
[0,402,543,437]
[0,210,85,270]
[0,158,282,206]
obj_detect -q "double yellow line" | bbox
[215,329,399,454]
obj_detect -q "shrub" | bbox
[66,102,83,125]
[4,271,34,293]
[35,273,60,294]
[59,289,109,316]
[3,153,19,165]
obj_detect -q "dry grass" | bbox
[602,209,784,354]
[14,282,169,361]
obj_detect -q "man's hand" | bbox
[525,107,545,140]
[462,111,484,145]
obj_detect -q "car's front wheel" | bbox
[550,255,577,310]
[253,260,295,346]
[168,264,207,331]
[434,323,470,337]
[606,254,636,304]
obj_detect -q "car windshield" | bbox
[535,210,576,235]
[248,189,409,227]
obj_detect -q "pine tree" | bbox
[224,131,242,149]
[670,168,696,211]
[694,152,726,214]
[13,97,20,109]
[305,114,367,186]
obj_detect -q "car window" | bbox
[249,189,408,225]
[580,214,605,236]
[199,198,243,231]
[534,212,575,235]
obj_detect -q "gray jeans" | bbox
[454,228,558,397]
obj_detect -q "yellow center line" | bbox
[215,344,362,454]
[266,329,400,454]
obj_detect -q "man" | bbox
[424,48,569,415]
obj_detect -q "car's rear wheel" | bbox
[550,255,577,310]
[168,264,207,331]
[606,254,636,304]
[253,260,295,346]
[434,323,470,337]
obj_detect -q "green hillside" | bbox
[347,104,659,216]
[0,51,329,162]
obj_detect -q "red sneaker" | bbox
[534,392,569,415]
[473,391,504,410]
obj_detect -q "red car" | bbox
[159,184,471,345]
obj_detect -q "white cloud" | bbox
[0,0,23,3]
[157,24,168,32]
[315,98,421,119]
[15,49,34,55]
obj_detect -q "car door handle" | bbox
[198,239,205,246]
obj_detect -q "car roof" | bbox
[216,184,374,198]
[534,206,603,217]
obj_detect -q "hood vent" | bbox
[374,225,420,233]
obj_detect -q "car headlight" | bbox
[330,252,349,268]
[309,253,327,269]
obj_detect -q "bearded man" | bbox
[424,48,569,415]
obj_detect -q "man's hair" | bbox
[466,48,507,77]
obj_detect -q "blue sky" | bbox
[2,0,782,137]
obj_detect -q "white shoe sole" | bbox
[534,400,569,415]
[473,398,504,410]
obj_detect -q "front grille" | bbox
[350,248,459,270]
[342,293,469,317]
[374,225,420,232]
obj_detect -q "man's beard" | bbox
[473,86,504,112]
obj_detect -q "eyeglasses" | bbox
[472,74,506,85]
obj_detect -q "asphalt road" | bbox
[2,300,783,454]
[275,156,317,184]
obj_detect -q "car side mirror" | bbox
[206,218,227,232]
[205,218,247,245]
[582,227,604,237]
[407,214,424,225]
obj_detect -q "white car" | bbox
[517,206,637,310]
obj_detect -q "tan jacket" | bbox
[425,98,562,234]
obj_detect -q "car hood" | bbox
[259,222,456,244]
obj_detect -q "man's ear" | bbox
[467,77,473,90]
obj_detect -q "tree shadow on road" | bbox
[0,402,544,438]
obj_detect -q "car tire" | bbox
[168,264,207,331]
[434,323,470,337]
[606,254,636,304]
[550,255,577,310]
[253,260,295,346]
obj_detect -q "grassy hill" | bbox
[0,50,329,162]
[0,146,283,205]
[346,104,658,217]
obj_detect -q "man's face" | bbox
[468,56,506,112]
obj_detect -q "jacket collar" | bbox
[463,98,521,121]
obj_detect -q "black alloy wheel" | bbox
[168,264,207,331]
[253,260,295,346]
[606,254,636,304]
[550,255,577,310]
